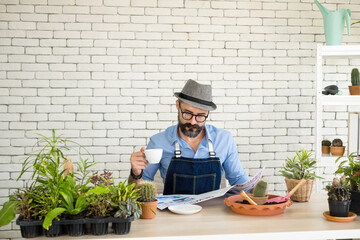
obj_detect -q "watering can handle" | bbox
[345,9,351,36]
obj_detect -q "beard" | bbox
[178,115,204,138]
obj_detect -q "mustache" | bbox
[182,123,202,131]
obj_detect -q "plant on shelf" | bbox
[326,176,351,217]
[349,67,360,95]
[249,179,268,205]
[330,138,345,156]
[335,153,360,214]
[322,140,331,154]
[136,181,158,219]
[279,148,323,202]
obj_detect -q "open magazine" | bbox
[157,167,264,210]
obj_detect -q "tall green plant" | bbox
[335,153,360,191]
[279,149,323,180]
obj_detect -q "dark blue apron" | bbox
[163,139,221,195]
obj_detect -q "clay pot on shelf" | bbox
[349,86,360,95]
[322,146,330,154]
[330,146,345,156]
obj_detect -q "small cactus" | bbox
[351,68,360,86]
[332,138,343,147]
[253,180,267,197]
[327,177,351,201]
[136,181,157,202]
[322,140,331,146]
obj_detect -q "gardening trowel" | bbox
[240,190,257,205]
[267,179,306,203]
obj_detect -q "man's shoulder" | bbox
[206,124,233,139]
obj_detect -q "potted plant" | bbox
[248,180,268,205]
[349,68,360,95]
[321,140,331,154]
[0,130,93,238]
[136,181,158,219]
[330,138,345,156]
[335,153,360,214]
[326,176,351,217]
[279,148,323,202]
[110,181,141,235]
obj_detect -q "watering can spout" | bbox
[314,0,329,16]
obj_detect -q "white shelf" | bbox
[321,95,360,105]
[320,45,360,57]
[315,44,360,193]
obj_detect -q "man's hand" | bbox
[130,147,147,175]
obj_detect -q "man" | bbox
[129,79,249,195]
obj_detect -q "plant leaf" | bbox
[43,208,66,230]
[0,201,17,227]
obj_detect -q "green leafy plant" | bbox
[110,181,141,219]
[279,148,323,180]
[322,140,331,146]
[0,130,94,229]
[335,153,360,191]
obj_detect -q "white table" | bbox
[54,194,360,240]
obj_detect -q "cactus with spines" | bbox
[332,138,343,147]
[351,68,360,86]
[253,180,267,197]
[322,140,331,146]
[327,177,351,201]
[136,181,157,202]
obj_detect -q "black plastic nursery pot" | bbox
[349,190,360,214]
[328,199,351,217]
[87,217,109,236]
[44,222,63,237]
[16,217,43,238]
[112,216,134,235]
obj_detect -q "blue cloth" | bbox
[143,124,249,186]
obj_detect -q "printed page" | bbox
[157,167,264,210]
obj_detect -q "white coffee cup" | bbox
[144,149,163,164]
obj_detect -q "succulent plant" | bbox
[327,177,351,201]
[136,181,157,202]
[351,68,360,86]
[322,140,331,146]
[253,180,267,197]
[332,138,343,147]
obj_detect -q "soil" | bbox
[235,200,281,205]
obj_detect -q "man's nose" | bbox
[190,116,198,125]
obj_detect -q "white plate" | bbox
[168,204,202,215]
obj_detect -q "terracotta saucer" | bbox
[323,211,357,222]
[224,194,292,216]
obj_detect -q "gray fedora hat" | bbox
[174,79,217,111]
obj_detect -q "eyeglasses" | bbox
[178,102,208,123]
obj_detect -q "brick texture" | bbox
[1,0,359,237]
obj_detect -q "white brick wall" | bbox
[1,0,360,238]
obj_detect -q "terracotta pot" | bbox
[248,194,269,205]
[140,199,158,219]
[321,146,330,154]
[224,194,292,216]
[330,146,345,156]
[284,178,315,202]
[349,86,360,95]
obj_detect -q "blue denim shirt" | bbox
[143,124,249,186]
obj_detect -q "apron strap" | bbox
[208,139,216,158]
[174,141,181,158]
[174,139,216,158]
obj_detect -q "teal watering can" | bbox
[315,0,351,45]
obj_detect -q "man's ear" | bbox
[176,100,179,110]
